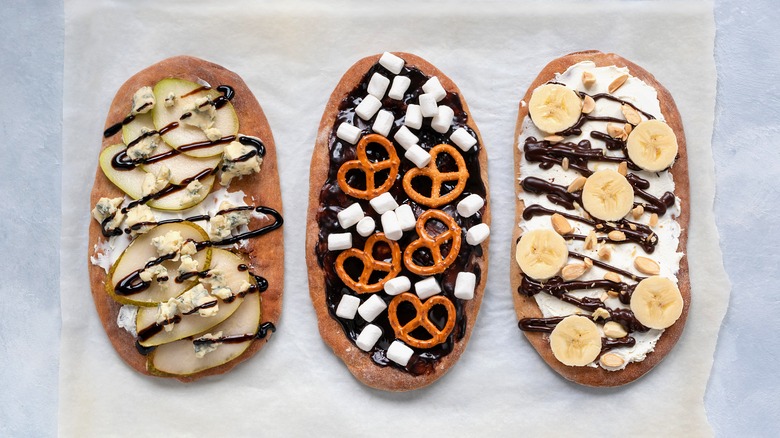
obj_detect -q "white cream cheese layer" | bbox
[518,61,683,371]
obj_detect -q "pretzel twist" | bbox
[337,134,400,199]
[335,233,401,294]
[403,209,462,276]
[402,144,468,207]
[388,293,456,349]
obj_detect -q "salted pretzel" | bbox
[335,233,401,293]
[337,134,400,199]
[388,293,456,349]
[403,209,462,276]
[402,144,468,207]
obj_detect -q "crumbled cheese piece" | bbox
[126,129,161,160]
[204,269,233,300]
[209,201,251,241]
[177,254,199,277]
[183,96,221,141]
[131,86,155,115]
[151,231,184,256]
[180,240,197,256]
[164,92,176,108]
[139,264,168,282]
[238,280,253,294]
[209,215,231,241]
[220,140,262,186]
[179,180,206,206]
[125,204,155,234]
[193,331,224,358]
[156,298,179,332]
[177,284,218,317]
[91,197,124,223]
[141,165,172,197]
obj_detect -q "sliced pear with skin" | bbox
[151,78,238,158]
[122,111,156,147]
[630,276,683,329]
[148,290,261,377]
[136,248,255,347]
[626,119,678,172]
[142,148,221,186]
[550,315,603,366]
[515,229,569,280]
[107,222,211,306]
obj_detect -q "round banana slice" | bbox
[550,315,602,366]
[581,169,635,221]
[626,119,678,172]
[515,229,568,280]
[630,276,683,330]
[528,83,583,134]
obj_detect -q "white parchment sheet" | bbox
[60,1,726,436]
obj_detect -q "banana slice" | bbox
[581,169,635,221]
[515,229,568,280]
[528,84,583,134]
[626,120,678,172]
[630,276,683,329]
[550,315,602,366]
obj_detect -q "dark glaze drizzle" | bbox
[314,62,485,376]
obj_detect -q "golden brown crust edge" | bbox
[510,50,690,387]
[305,53,490,392]
[88,55,284,382]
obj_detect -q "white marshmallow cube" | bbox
[328,232,352,251]
[381,211,403,241]
[404,104,423,130]
[356,95,382,121]
[393,125,419,150]
[358,294,387,322]
[356,216,376,237]
[451,127,477,151]
[370,192,399,215]
[431,105,455,134]
[372,110,394,137]
[466,223,490,245]
[415,277,441,300]
[384,276,411,296]
[387,341,414,366]
[379,52,404,74]
[335,295,361,319]
[394,204,417,231]
[419,93,439,117]
[454,272,477,300]
[422,76,447,102]
[337,203,364,229]
[367,73,390,99]
[388,76,411,100]
[457,194,485,217]
[356,324,383,352]
[404,144,431,168]
[337,123,362,145]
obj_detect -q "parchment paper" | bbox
[60,1,726,436]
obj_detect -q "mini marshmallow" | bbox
[356,95,382,121]
[394,204,417,231]
[337,203,364,229]
[393,125,419,150]
[336,123,362,145]
[335,294,361,319]
[327,232,352,251]
[356,324,383,352]
[388,76,411,100]
[454,272,477,300]
[422,76,447,102]
[379,52,405,74]
[387,341,414,366]
[372,110,394,137]
[450,127,478,151]
[404,144,431,168]
[404,104,423,130]
[356,216,376,237]
[457,194,485,217]
[358,294,387,322]
[466,223,490,245]
[367,73,390,99]
[381,211,403,241]
[431,105,455,133]
[384,276,411,296]
[419,93,439,117]
[415,277,441,300]
[370,192,399,214]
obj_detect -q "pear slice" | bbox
[122,111,156,147]
[147,291,261,377]
[136,248,254,347]
[151,78,238,158]
[107,222,211,306]
[141,150,221,186]
[99,143,217,210]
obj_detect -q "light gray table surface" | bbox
[0,0,777,436]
